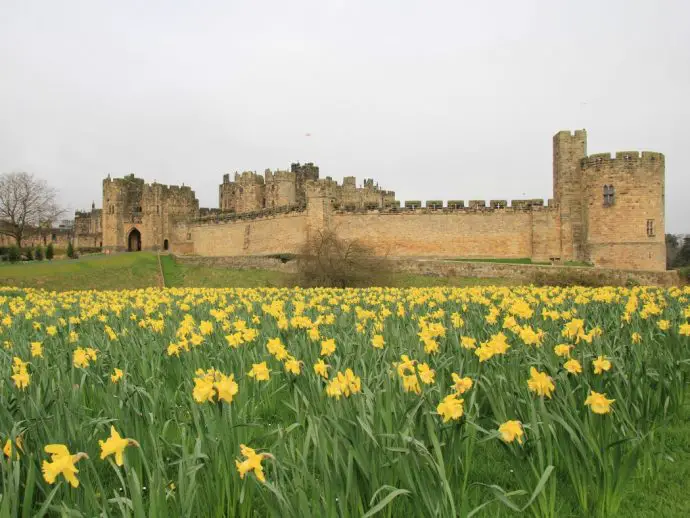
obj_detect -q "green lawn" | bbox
[450,257,551,265]
[160,255,290,288]
[0,253,162,291]
[1,253,520,291]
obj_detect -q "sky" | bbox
[0,0,688,233]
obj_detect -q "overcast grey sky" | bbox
[1,0,688,232]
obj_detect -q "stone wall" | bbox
[170,254,680,287]
[182,212,308,256]
[331,209,553,259]
[389,258,680,287]
[0,225,72,249]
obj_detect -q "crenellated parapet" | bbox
[581,151,664,170]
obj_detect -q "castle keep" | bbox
[73,130,666,271]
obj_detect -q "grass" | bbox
[449,257,551,265]
[563,260,593,267]
[1,253,521,291]
[0,253,162,291]
[618,398,690,517]
[160,255,290,288]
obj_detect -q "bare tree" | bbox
[0,172,64,247]
[296,228,391,287]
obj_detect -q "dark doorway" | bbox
[163,239,169,251]
[128,228,142,251]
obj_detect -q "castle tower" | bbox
[264,169,297,208]
[306,179,336,238]
[581,151,665,270]
[102,175,145,252]
[102,174,198,252]
[219,172,265,213]
[291,162,320,206]
[553,129,587,260]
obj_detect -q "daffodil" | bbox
[451,373,473,394]
[42,444,88,487]
[563,359,582,375]
[320,338,336,357]
[592,355,612,374]
[437,394,464,422]
[371,334,385,349]
[498,420,524,444]
[3,437,23,460]
[585,390,615,414]
[284,357,302,375]
[111,368,123,383]
[99,426,139,466]
[235,444,267,483]
[313,359,329,379]
[402,374,421,394]
[527,367,555,398]
[417,363,435,384]
[30,341,43,358]
[554,344,572,358]
[248,362,270,381]
[460,336,477,349]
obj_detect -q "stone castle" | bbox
[72,129,666,271]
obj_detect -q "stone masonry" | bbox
[75,130,667,271]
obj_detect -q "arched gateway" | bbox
[127,228,141,251]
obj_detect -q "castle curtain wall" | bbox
[170,207,562,261]
[182,213,308,256]
[332,210,548,259]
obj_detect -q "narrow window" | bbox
[646,219,655,237]
[603,185,615,206]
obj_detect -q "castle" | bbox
[72,129,666,271]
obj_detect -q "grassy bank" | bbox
[1,253,518,291]
[0,253,161,291]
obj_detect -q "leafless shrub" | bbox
[296,229,390,288]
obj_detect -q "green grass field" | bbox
[1,253,518,291]
[0,253,162,291]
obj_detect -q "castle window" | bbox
[603,185,615,206]
[646,219,655,237]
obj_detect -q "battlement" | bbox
[306,178,338,198]
[233,171,264,185]
[290,162,320,179]
[264,169,295,183]
[554,129,587,140]
[333,199,556,215]
[581,150,665,168]
[385,199,551,211]
[193,203,306,224]
[104,174,195,196]
[104,173,145,187]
